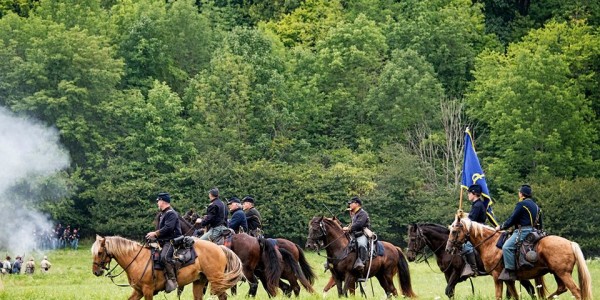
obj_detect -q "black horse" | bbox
[406,223,537,299]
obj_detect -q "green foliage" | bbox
[467,21,599,189]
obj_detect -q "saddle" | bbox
[516,230,547,269]
[211,228,235,246]
[151,237,197,270]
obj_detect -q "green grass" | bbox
[1,241,598,299]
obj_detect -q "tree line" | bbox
[1,0,599,255]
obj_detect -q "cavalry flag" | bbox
[461,128,499,227]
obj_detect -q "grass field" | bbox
[0,240,597,299]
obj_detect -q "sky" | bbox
[0,107,70,256]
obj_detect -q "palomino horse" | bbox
[446,215,593,300]
[307,216,416,298]
[407,223,537,299]
[177,216,282,297]
[92,235,243,300]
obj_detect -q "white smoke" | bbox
[0,107,70,255]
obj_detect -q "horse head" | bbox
[445,215,469,255]
[91,235,112,276]
[406,223,426,262]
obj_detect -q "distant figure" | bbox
[2,256,12,274]
[70,229,80,250]
[40,256,52,273]
[12,256,22,274]
[25,258,35,275]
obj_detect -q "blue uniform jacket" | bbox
[157,207,182,241]
[500,198,542,230]
[228,208,248,233]
[200,198,227,228]
[468,199,487,224]
[350,208,371,234]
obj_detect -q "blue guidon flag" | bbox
[461,128,499,227]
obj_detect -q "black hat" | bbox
[209,188,219,197]
[157,192,171,203]
[519,185,532,197]
[242,196,255,204]
[467,184,482,195]
[227,197,241,205]
[347,196,362,206]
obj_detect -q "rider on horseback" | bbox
[462,184,499,278]
[242,196,263,238]
[145,192,182,293]
[197,188,228,241]
[342,196,371,272]
[227,197,248,233]
[495,184,542,281]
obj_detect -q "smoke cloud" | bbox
[0,107,70,256]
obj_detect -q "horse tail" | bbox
[258,238,282,296]
[213,245,244,294]
[396,246,416,298]
[295,243,316,284]
[280,248,315,293]
[571,242,593,300]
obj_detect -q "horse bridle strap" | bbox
[314,220,351,261]
[103,240,150,287]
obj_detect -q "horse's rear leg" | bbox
[193,276,208,300]
[128,289,144,300]
[547,273,569,299]
[376,273,396,297]
[555,272,582,299]
[504,281,519,299]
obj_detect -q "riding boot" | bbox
[463,252,483,277]
[163,263,178,293]
[498,268,517,281]
[460,253,475,278]
[353,246,367,271]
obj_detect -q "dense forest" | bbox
[1,0,599,254]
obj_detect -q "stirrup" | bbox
[357,277,367,282]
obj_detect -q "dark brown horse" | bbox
[446,215,593,300]
[407,223,536,299]
[307,216,416,298]
[177,215,282,297]
[273,238,316,296]
[92,235,243,300]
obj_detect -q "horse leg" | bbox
[493,277,504,300]
[376,272,396,298]
[445,271,460,299]
[343,274,356,297]
[193,277,208,300]
[279,280,292,297]
[518,280,536,298]
[127,289,144,300]
[555,272,582,299]
[505,281,519,299]
[547,273,568,299]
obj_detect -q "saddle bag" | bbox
[517,229,547,269]
[496,231,508,249]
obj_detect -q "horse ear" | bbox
[96,234,103,240]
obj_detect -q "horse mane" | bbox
[92,236,142,257]
[415,223,449,233]
[460,217,494,238]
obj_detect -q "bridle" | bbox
[93,239,151,287]
[408,225,454,273]
[448,220,470,252]
[308,219,350,260]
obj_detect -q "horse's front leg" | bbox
[343,273,356,296]
[493,276,504,300]
[128,289,144,300]
[444,270,460,299]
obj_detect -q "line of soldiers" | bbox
[1,255,51,275]
[145,188,263,293]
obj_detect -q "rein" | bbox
[410,225,455,274]
[312,221,351,261]
[101,240,151,287]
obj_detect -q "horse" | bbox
[91,235,243,300]
[176,214,282,297]
[272,238,316,296]
[446,215,593,300]
[306,216,416,298]
[407,223,537,299]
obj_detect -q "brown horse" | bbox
[176,215,283,297]
[407,223,537,299]
[306,216,416,298]
[446,215,593,300]
[91,235,243,300]
[273,238,316,296]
